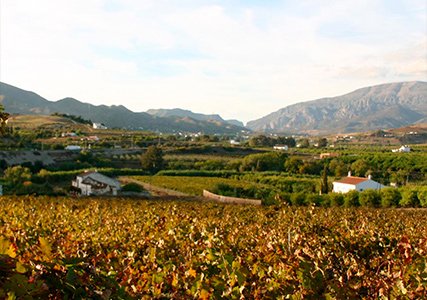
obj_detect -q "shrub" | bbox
[291,192,306,206]
[400,189,420,207]
[329,193,344,207]
[418,187,427,208]
[344,190,359,207]
[121,182,145,193]
[320,194,331,207]
[305,194,322,206]
[359,190,381,207]
[380,188,401,208]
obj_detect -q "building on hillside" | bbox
[332,172,386,193]
[65,145,82,151]
[72,171,121,196]
[320,152,339,159]
[392,145,411,153]
[61,132,78,137]
[273,145,288,151]
[93,123,107,130]
[229,139,241,145]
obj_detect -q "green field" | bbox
[132,175,268,196]
[1,196,426,299]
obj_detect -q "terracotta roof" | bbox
[334,176,369,185]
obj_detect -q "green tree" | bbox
[320,165,329,194]
[351,159,369,177]
[418,187,427,208]
[0,104,10,135]
[359,189,381,207]
[4,166,31,187]
[140,145,164,174]
[380,188,401,208]
[298,138,310,148]
[329,193,344,207]
[400,189,419,207]
[344,190,359,207]
[316,138,328,148]
[329,159,347,177]
[284,157,303,174]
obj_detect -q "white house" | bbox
[392,145,411,153]
[65,145,82,151]
[93,123,107,130]
[332,172,386,193]
[229,139,241,145]
[273,145,288,151]
[72,171,121,196]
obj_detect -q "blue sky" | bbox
[1,0,426,123]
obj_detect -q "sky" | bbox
[1,0,426,123]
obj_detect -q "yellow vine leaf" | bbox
[199,289,210,300]
[188,268,197,278]
[15,261,27,274]
[0,237,16,258]
[39,237,52,260]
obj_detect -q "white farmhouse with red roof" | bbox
[332,172,386,193]
[72,171,121,196]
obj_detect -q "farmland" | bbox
[1,196,426,299]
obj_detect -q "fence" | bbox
[203,190,262,205]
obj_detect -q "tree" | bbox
[359,189,381,207]
[400,189,419,207]
[329,159,347,177]
[140,145,164,174]
[284,157,303,174]
[320,165,329,194]
[380,188,401,208]
[4,166,31,187]
[418,187,427,208]
[317,138,328,148]
[351,159,369,177]
[298,138,310,148]
[344,190,359,207]
[0,104,10,135]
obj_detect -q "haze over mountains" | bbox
[0,81,426,135]
[247,81,427,134]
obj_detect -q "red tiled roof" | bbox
[334,176,369,185]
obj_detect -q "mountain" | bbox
[225,119,245,127]
[147,108,223,122]
[247,81,427,134]
[146,108,245,128]
[0,82,247,134]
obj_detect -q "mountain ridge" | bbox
[0,82,247,134]
[246,81,427,134]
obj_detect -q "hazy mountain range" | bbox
[1,81,426,135]
[247,81,427,134]
[0,82,246,134]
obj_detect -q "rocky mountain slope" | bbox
[247,81,427,134]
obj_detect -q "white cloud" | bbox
[1,0,426,123]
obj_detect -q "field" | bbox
[131,175,270,196]
[1,196,426,299]
[7,115,77,129]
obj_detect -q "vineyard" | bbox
[1,196,426,299]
